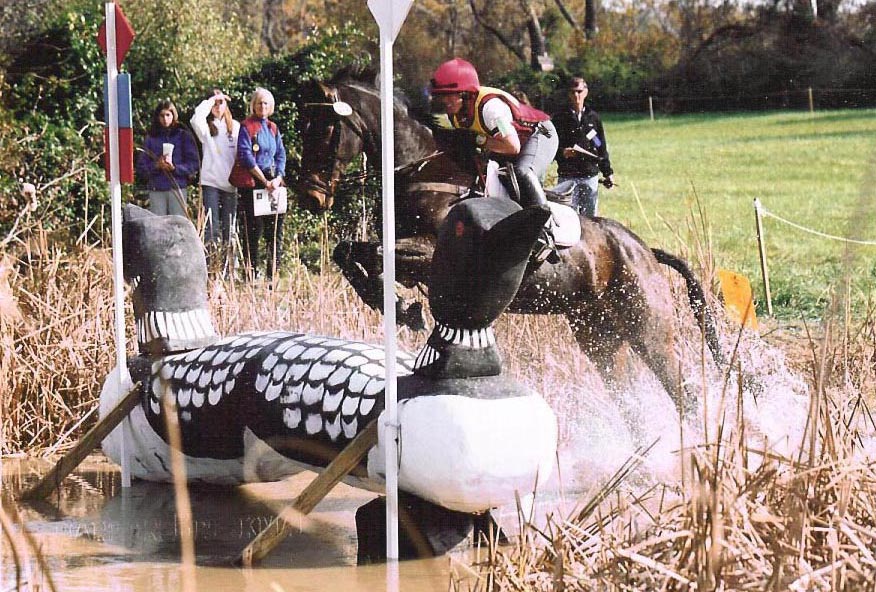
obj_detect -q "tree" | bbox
[468,0,553,71]
[519,0,549,69]
[585,0,597,38]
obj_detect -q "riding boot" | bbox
[517,168,559,264]
[498,163,522,203]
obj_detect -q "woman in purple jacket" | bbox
[135,99,200,216]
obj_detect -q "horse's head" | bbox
[297,81,375,212]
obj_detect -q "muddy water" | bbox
[1,456,472,591]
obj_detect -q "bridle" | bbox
[300,88,473,204]
[299,92,377,199]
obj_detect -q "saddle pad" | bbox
[546,201,581,247]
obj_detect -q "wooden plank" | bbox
[238,418,379,567]
[21,382,141,501]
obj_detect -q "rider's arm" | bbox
[481,98,520,156]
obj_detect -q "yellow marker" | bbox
[717,269,758,329]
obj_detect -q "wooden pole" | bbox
[753,198,773,316]
[648,96,654,121]
[808,87,814,115]
[20,382,141,501]
[237,419,379,566]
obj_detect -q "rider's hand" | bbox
[602,175,614,188]
[562,147,577,159]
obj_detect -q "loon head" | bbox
[122,204,218,355]
[414,199,549,379]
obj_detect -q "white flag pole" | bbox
[105,1,131,488]
[366,0,413,570]
[376,15,400,566]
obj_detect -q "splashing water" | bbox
[542,327,812,498]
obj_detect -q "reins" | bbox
[301,90,476,203]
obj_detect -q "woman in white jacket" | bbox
[190,90,240,245]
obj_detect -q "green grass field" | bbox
[595,109,876,319]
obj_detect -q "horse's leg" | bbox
[332,241,385,312]
[566,307,626,386]
[626,314,699,419]
[393,238,436,331]
[332,239,431,331]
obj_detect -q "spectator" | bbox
[551,77,614,217]
[233,87,287,282]
[135,99,199,216]
[430,58,559,262]
[190,89,240,246]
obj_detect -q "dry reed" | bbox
[4,210,876,591]
[450,305,876,591]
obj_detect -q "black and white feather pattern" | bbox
[133,331,417,460]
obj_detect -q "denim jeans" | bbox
[202,185,238,243]
[148,188,188,216]
[555,175,600,217]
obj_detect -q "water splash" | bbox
[544,327,812,496]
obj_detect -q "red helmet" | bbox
[430,58,480,94]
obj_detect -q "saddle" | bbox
[490,163,581,250]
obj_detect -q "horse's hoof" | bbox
[398,301,426,332]
[332,241,353,264]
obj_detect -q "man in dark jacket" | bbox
[551,77,614,217]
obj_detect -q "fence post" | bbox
[648,96,654,121]
[753,198,773,316]
[808,87,814,115]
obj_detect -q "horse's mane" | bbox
[331,78,439,166]
[301,69,475,169]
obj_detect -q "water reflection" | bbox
[2,459,454,592]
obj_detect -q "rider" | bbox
[429,58,560,262]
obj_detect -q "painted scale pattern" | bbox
[134,331,417,460]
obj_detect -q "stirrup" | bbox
[533,231,560,264]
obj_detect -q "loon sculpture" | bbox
[100,200,556,554]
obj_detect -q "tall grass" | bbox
[3,110,876,589]
[452,307,876,590]
[0,201,439,450]
[604,109,876,319]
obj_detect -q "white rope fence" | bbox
[753,198,876,315]
[759,203,876,246]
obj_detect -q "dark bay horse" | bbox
[297,77,724,414]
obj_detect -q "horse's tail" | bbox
[652,248,725,367]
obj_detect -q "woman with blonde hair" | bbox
[232,87,287,282]
[190,89,240,246]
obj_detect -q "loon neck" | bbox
[413,322,502,379]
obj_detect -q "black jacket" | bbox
[551,106,613,178]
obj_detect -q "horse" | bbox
[296,75,725,415]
